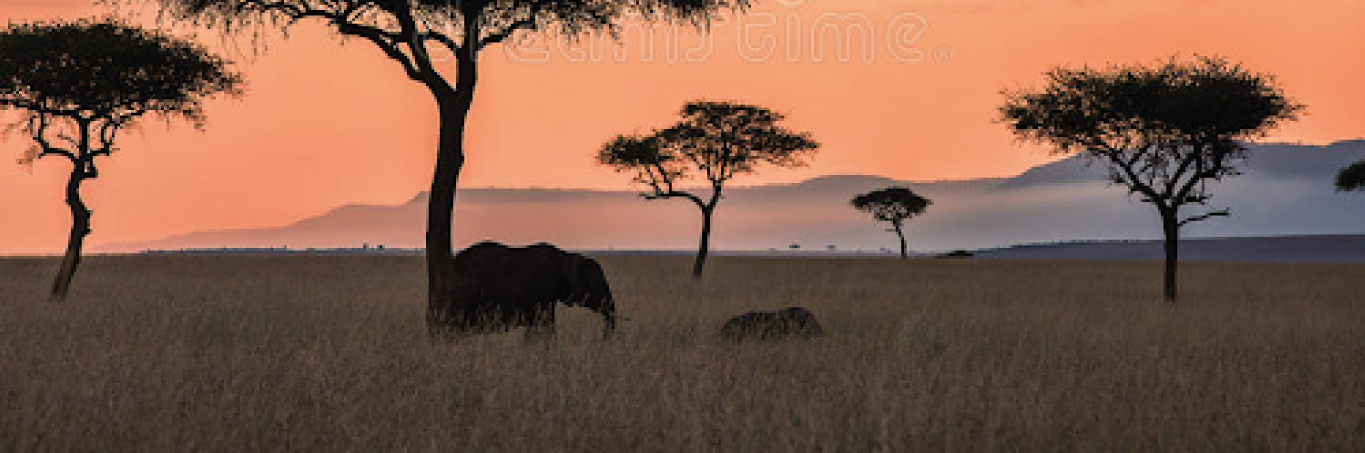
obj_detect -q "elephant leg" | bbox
[524,306,557,341]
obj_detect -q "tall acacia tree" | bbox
[0,19,243,302]
[851,187,931,259]
[1000,56,1301,303]
[599,100,819,278]
[134,0,747,332]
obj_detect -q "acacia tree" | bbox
[599,100,819,278]
[1334,161,1365,191]
[1000,56,1301,303]
[134,0,747,333]
[851,187,930,259]
[0,20,243,302]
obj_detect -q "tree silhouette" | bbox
[1000,56,1301,303]
[851,187,931,259]
[1334,161,1365,191]
[599,100,819,278]
[0,19,243,302]
[134,0,747,333]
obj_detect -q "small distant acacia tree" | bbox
[599,100,819,278]
[1334,160,1365,191]
[0,19,243,302]
[851,187,931,259]
[133,0,747,333]
[1000,56,1301,303]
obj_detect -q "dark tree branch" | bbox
[458,1,482,59]
[1174,141,1236,206]
[36,147,78,162]
[1178,209,1229,227]
[641,168,669,194]
[386,5,444,79]
[74,117,98,179]
[423,30,464,57]
[337,20,422,81]
[643,190,708,211]
[28,114,78,162]
[262,3,428,82]
[478,19,536,49]
[52,132,81,150]
[213,1,424,81]
[654,162,680,193]
[706,184,723,208]
[1165,145,1205,202]
[712,141,732,184]
[223,1,336,29]
[1098,145,1163,206]
[91,115,133,157]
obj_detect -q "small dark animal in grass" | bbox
[936,250,974,259]
[720,307,824,341]
[430,241,617,340]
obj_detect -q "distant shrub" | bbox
[936,250,974,259]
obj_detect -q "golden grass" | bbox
[2,255,1363,451]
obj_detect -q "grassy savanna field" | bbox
[2,255,1363,451]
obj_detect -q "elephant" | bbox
[719,307,824,341]
[429,241,617,340]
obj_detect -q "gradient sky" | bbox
[1,0,1362,254]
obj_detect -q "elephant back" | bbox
[453,241,575,303]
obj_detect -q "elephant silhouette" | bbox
[719,307,824,341]
[430,241,617,340]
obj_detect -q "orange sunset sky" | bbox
[1,0,1362,254]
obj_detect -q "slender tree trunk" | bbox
[51,163,90,302]
[424,54,477,335]
[1159,208,1181,304]
[692,205,714,279]
[893,222,908,259]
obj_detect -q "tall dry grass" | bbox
[1,255,1363,451]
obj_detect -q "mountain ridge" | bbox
[102,140,1365,255]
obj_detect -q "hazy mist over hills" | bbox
[104,140,1365,254]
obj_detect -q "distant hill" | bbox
[104,140,1365,257]
[975,234,1365,263]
